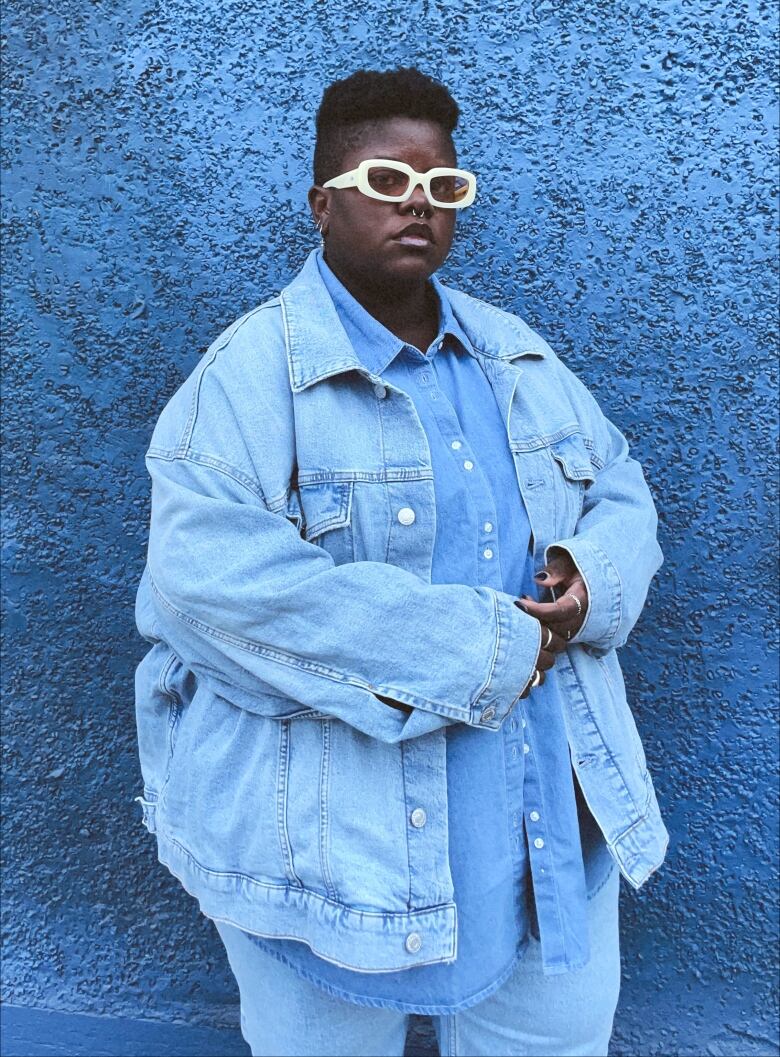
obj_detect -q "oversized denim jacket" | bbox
[133,248,669,973]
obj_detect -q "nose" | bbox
[402,182,433,215]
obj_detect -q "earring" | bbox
[315,218,325,250]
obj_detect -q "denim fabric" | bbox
[213,862,621,1057]
[232,251,610,1011]
[133,247,667,974]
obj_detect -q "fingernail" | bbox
[535,571,550,581]
[514,600,528,612]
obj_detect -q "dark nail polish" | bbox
[535,571,550,581]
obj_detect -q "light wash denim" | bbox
[213,863,621,1057]
[133,247,668,975]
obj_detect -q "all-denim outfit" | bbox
[134,247,667,1053]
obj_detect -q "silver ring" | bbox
[565,593,583,618]
[543,626,553,649]
[531,669,542,688]
[566,629,572,641]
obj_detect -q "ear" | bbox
[308,185,329,228]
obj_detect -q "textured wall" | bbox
[2,2,778,1055]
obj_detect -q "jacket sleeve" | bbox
[545,370,664,656]
[139,451,541,743]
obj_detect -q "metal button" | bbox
[530,810,540,822]
[523,743,530,754]
[410,808,427,828]
[451,440,462,450]
[463,460,474,471]
[397,507,416,525]
[483,548,493,559]
[373,383,387,398]
[405,932,422,953]
[534,837,545,849]
[481,706,496,723]
[484,521,493,532]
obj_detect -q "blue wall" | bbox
[2,2,778,1055]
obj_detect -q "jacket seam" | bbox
[147,449,268,506]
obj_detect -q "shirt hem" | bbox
[245,934,532,1015]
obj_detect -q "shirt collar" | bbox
[315,247,475,376]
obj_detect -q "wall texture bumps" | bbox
[2,2,777,1055]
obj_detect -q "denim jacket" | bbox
[133,248,668,973]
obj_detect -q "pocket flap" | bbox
[299,480,353,539]
[550,433,596,483]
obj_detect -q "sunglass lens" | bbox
[367,166,410,197]
[429,174,471,204]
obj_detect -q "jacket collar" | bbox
[280,249,552,392]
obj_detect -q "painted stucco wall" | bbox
[2,2,777,1055]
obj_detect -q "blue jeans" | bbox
[212,864,620,1057]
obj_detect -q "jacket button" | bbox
[481,706,496,723]
[397,507,416,525]
[405,932,422,954]
[410,808,427,828]
[374,383,387,398]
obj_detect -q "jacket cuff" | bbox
[545,538,622,647]
[470,590,541,730]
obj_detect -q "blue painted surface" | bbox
[1,2,777,1056]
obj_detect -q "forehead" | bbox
[338,116,457,171]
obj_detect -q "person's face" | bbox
[309,117,459,292]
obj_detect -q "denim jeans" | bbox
[212,863,620,1057]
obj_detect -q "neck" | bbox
[324,253,438,347]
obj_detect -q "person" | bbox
[132,67,668,1057]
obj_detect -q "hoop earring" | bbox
[315,218,325,250]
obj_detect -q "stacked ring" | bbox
[531,670,542,688]
[565,593,583,618]
[543,627,553,649]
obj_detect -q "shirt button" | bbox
[530,810,540,822]
[481,706,496,723]
[405,932,423,954]
[534,837,545,849]
[463,460,474,471]
[483,548,493,559]
[373,383,387,398]
[422,372,432,383]
[410,808,427,828]
[451,440,462,450]
[484,521,493,532]
[397,507,416,525]
[523,743,530,754]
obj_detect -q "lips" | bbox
[393,222,434,245]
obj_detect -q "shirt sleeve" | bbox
[139,451,542,742]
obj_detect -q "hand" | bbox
[514,626,557,699]
[517,549,589,644]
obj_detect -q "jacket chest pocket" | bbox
[547,431,596,537]
[293,480,356,566]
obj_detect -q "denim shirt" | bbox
[133,248,668,976]
[235,252,614,1013]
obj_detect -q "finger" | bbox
[540,624,568,653]
[536,647,554,671]
[533,556,573,589]
[516,596,583,625]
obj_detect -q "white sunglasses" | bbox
[322,158,477,209]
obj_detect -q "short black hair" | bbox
[313,67,460,185]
